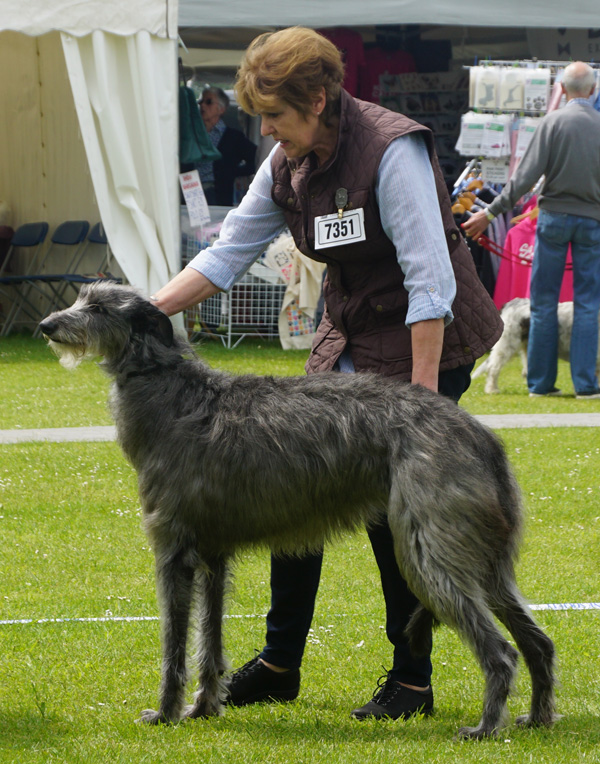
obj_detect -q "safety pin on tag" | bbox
[335,188,348,219]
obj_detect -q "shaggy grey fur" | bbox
[472,297,600,393]
[39,282,557,739]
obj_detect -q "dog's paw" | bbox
[183,699,223,719]
[456,725,499,740]
[484,384,500,394]
[137,708,175,725]
[515,712,561,728]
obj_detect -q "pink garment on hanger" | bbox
[318,28,366,97]
[493,215,573,309]
[507,119,521,181]
[358,47,416,102]
[547,80,564,113]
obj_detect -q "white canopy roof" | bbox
[2,0,178,38]
[6,0,595,35]
[0,0,180,301]
[179,0,600,30]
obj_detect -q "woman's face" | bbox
[199,91,225,131]
[258,92,333,162]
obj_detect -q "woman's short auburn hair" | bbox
[235,27,345,121]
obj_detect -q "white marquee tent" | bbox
[179,1,600,30]
[2,0,180,298]
[1,0,599,300]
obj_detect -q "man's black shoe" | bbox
[350,672,434,720]
[225,655,300,706]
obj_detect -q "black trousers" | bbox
[259,363,473,686]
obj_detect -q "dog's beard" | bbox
[47,339,94,370]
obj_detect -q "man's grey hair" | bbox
[562,61,596,97]
[203,86,230,111]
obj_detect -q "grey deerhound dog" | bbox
[39,282,556,739]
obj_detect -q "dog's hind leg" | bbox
[185,555,229,719]
[139,550,196,724]
[519,346,528,378]
[491,583,556,728]
[400,554,518,738]
[440,590,519,738]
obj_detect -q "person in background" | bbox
[151,27,502,722]
[197,86,257,206]
[463,61,600,399]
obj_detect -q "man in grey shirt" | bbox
[464,61,600,399]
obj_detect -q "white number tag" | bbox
[314,208,366,250]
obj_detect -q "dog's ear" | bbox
[152,308,175,347]
[132,302,174,347]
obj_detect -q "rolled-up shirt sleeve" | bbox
[376,133,455,327]
[187,146,286,291]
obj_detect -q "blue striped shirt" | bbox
[187,131,455,327]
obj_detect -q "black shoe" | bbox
[225,655,300,706]
[350,672,434,721]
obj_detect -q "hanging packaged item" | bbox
[455,111,486,156]
[523,68,551,112]
[515,117,541,158]
[480,114,513,158]
[473,66,500,110]
[499,67,525,110]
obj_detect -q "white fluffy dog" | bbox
[473,298,600,394]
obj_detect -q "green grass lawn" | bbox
[1,335,599,762]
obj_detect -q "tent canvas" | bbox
[179,0,600,30]
[1,0,180,300]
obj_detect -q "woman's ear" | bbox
[313,87,327,116]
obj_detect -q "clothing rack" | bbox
[466,59,600,71]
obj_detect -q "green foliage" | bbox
[1,336,599,762]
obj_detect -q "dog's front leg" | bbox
[139,550,196,724]
[185,556,229,719]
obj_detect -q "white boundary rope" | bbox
[0,603,598,626]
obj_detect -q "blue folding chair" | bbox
[67,221,112,275]
[1,221,91,335]
[0,224,15,273]
[0,222,49,334]
[31,222,122,336]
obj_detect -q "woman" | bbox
[196,86,257,206]
[151,27,502,721]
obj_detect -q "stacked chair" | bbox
[0,220,121,336]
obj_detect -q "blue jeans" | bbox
[260,363,474,687]
[528,210,600,395]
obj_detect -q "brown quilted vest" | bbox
[271,90,503,379]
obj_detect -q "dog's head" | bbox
[39,282,174,369]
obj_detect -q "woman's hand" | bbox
[150,268,220,317]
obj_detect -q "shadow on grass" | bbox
[0,709,70,752]
[172,702,598,749]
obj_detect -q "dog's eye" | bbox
[89,303,106,314]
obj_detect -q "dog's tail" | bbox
[405,604,440,658]
[471,357,490,379]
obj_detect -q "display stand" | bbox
[456,59,600,171]
[180,206,287,347]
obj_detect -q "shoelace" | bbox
[371,670,399,704]
[233,653,262,679]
